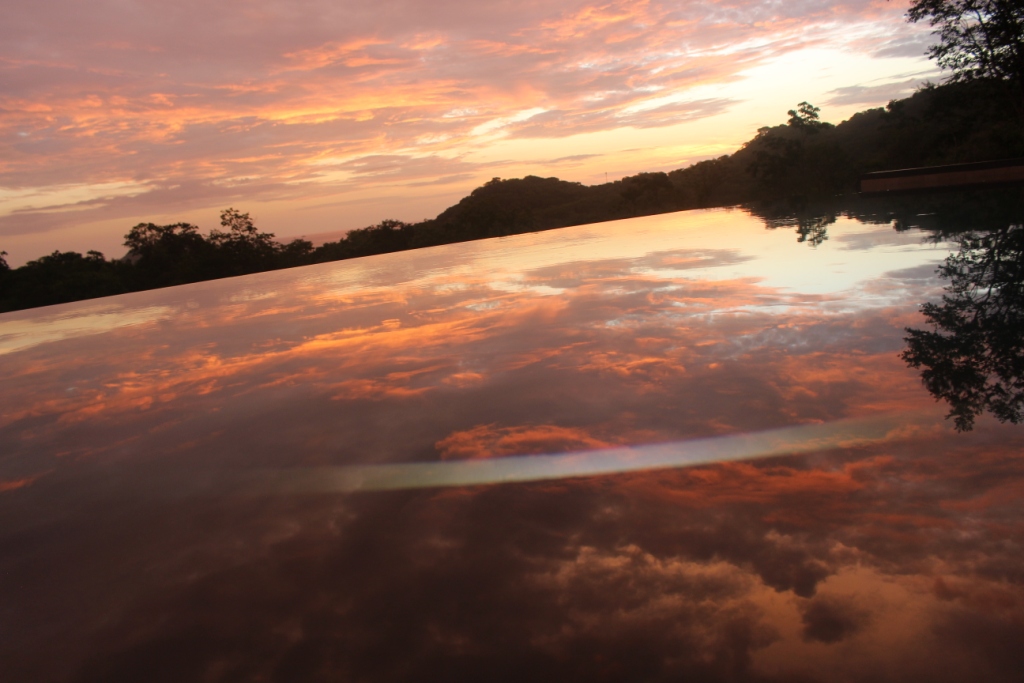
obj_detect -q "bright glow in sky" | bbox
[0,0,937,264]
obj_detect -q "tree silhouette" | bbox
[787,102,827,131]
[907,0,1024,116]
[123,221,212,287]
[0,250,126,308]
[746,103,845,202]
[902,221,1024,430]
[208,208,282,275]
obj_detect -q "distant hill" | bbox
[3,79,1022,313]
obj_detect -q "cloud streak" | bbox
[0,0,932,255]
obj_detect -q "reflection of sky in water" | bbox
[0,209,947,357]
[0,304,172,355]
[261,413,942,493]
[0,207,1020,683]
[308,209,948,302]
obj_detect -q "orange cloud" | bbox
[0,474,45,492]
[436,423,614,460]
[0,0,930,259]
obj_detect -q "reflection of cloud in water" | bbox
[292,210,949,305]
[256,413,944,493]
[2,208,1023,682]
[834,227,945,251]
[436,423,613,460]
[7,424,1022,682]
[0,304,171,355]
[0,234,939,468]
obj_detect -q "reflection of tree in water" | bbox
[760,214,835,246]
[749,186,1024,430]
[903,221,1024,431]
[746,197,838,247]
[748,187,1024,249]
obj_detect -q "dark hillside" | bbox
[3,80,1022,313]
[412,176,604,246]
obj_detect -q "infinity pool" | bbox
[2,200,1022,682]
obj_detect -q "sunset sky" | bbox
[0,0,937,264]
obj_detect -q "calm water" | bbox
[2,203,1022,682]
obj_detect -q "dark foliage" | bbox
[414,176,598,245]
[310,219,417,261]
[908,0,1024,116]
[0,209,318,312]
[0,250,130,310]
[903,221,1024,430]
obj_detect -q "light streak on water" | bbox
[254,412,941,494]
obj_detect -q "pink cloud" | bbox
[0,0,924,251]
[436,423,614,459]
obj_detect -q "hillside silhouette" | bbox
[2,79,1023,313]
